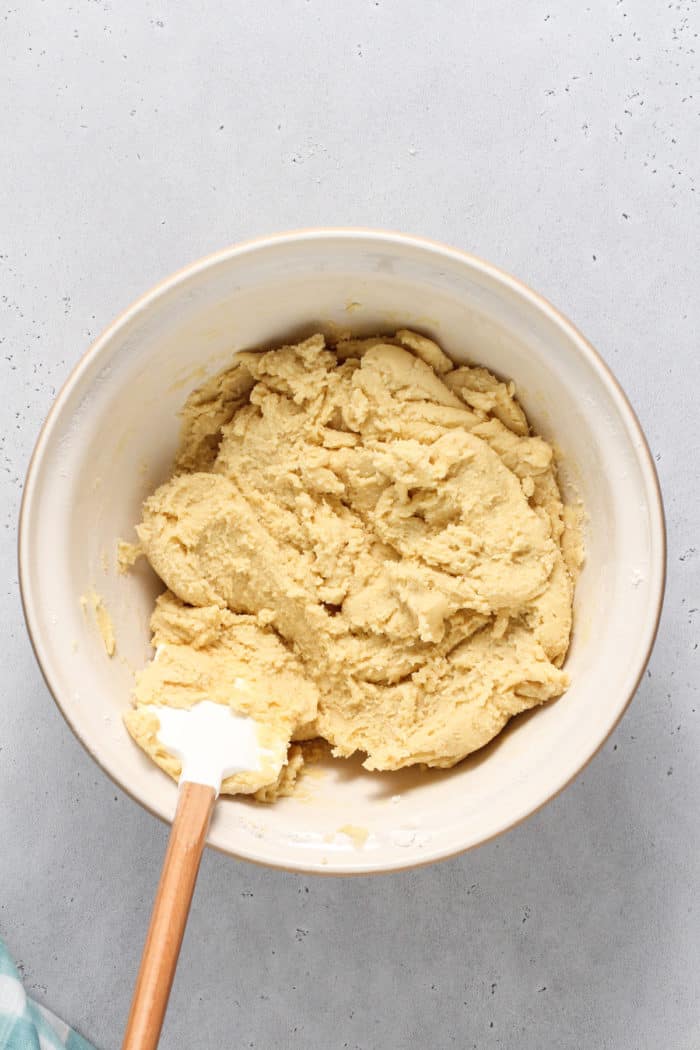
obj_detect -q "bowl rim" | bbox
[18,226,667,876]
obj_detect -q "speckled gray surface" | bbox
[1,2,698,1048]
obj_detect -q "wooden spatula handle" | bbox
[122,781,217,1050]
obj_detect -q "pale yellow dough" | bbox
[124,330,581,800]
[81,590,116,657]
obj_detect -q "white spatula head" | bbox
[144,700,284,794]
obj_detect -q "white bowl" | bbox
[19,230,665,875]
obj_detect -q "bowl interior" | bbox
[20,233,664,874]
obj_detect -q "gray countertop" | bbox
[1,2,698,1048]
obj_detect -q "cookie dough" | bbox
[124,329,581,799]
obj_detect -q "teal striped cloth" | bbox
[0,940,94,1050]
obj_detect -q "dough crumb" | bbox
[117,540,143,574]
[80,590,116,657]
[338,824,369,848]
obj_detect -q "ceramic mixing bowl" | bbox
[19,230,665,874]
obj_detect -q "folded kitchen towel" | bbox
[0,939,94,1050]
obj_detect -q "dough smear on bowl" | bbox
[123,329,582,800]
